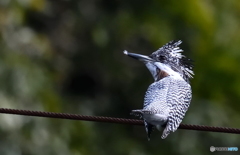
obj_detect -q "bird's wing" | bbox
[161,79,192,139]
[143,77,169,109]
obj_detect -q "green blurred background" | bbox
[0,0,240,155]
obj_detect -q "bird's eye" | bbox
[159,55,165,61]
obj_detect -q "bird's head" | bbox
[124,40,194,82]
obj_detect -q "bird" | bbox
[123,40,194,141]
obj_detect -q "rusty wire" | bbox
[0,108,240,134]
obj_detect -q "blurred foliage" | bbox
[0,0,240,155]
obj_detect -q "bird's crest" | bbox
[150,40,194,82]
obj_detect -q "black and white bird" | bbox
[124,40,194,140]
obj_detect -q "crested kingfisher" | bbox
[124,40,194,140]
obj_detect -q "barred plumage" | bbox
[124,40,194,140]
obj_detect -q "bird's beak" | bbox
[123,50,153,63]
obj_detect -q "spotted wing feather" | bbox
[161,79,192,139]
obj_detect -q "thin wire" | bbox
[0,108,240,134]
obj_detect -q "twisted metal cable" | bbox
[0,108,240,134]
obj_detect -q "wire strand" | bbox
[0,108,239,134]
